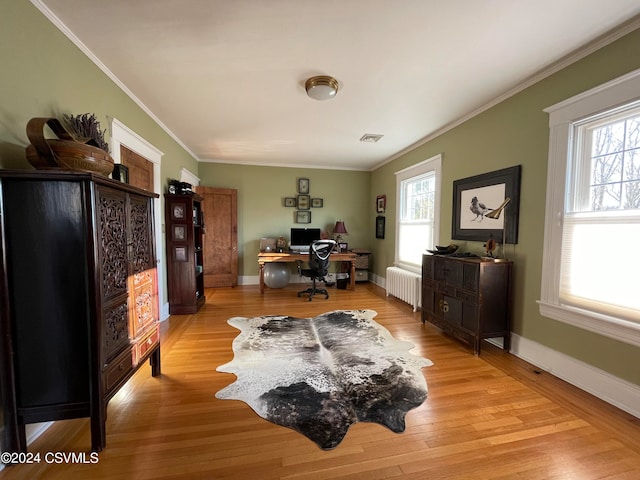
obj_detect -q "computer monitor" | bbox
[290,228,321,252]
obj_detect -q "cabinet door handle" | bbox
[439,299,449,313]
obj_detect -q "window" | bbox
[395,154,441,271]
[540,69,640,347]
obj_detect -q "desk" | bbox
[258,251,357,293]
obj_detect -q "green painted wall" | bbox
[371,27,640,385]
[197,163,370,276]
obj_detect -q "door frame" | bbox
[180,168,200,187]
[109,118,168,320]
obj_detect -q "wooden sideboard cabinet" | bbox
[164,193,206,314]
[421,254,513,354]
[0,171,160,454]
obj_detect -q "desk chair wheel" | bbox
[297,282,329,301]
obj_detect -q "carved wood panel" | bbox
[103,302,129,362]
[130,196,152,274]
[133,281,155,335]
[98,189,128,300]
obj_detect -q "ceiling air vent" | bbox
[359,133,384,143]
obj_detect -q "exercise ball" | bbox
[264,263,290,288]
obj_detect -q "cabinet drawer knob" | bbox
[439,299,449,313]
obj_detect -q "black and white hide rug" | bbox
[215,309,433,450]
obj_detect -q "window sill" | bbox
[538,301,640,348]
[393,263,421,274]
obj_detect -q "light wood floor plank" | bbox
[1,283,639,479]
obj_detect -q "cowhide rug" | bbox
[215,309,433,449]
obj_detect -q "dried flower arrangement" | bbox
[62,113,110,153]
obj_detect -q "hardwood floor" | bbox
[2,283,639,479]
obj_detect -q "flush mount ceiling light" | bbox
[305,75,340,101]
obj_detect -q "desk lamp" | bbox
[332,220,348,252]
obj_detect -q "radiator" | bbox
[385,267,422,312]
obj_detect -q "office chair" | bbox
[297,239,336,301]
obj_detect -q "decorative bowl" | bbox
[428,244,460,255]
[26,140,114,176]
[25,117,114,176]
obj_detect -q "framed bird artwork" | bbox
[452,165,521,244]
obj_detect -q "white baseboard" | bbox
[160,302,169,321]
[239,275,257,285]
[510,333,640,418]
[25,422,53,445]
[371,272,385,289]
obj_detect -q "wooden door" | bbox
[121,146,153,191]
[195,186,238,287]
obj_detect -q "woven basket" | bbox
[25,117,114,176]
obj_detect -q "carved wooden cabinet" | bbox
[421,254,513,354]
[164,193,206,314]
[0,171,160,454]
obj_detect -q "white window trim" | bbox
[394,154,442,273]
[539,68,640,347]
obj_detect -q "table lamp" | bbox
[332,220,348,252]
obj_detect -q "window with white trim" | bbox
[395,154,441,271]
[540,69,640,347]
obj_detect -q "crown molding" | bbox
[30,0,200,162]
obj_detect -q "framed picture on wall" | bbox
[297,195,310,210]
[376,194,386,213]
[452,165,521,243]
[296,210,311,223]
[284,197,296,207]
[311,198,323,208]
[375,216,385,239]
[298,177,310,194]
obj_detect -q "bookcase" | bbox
[164,193,206,314]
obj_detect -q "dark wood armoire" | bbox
[0,170,160,454]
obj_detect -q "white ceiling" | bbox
[36,0,640,171]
